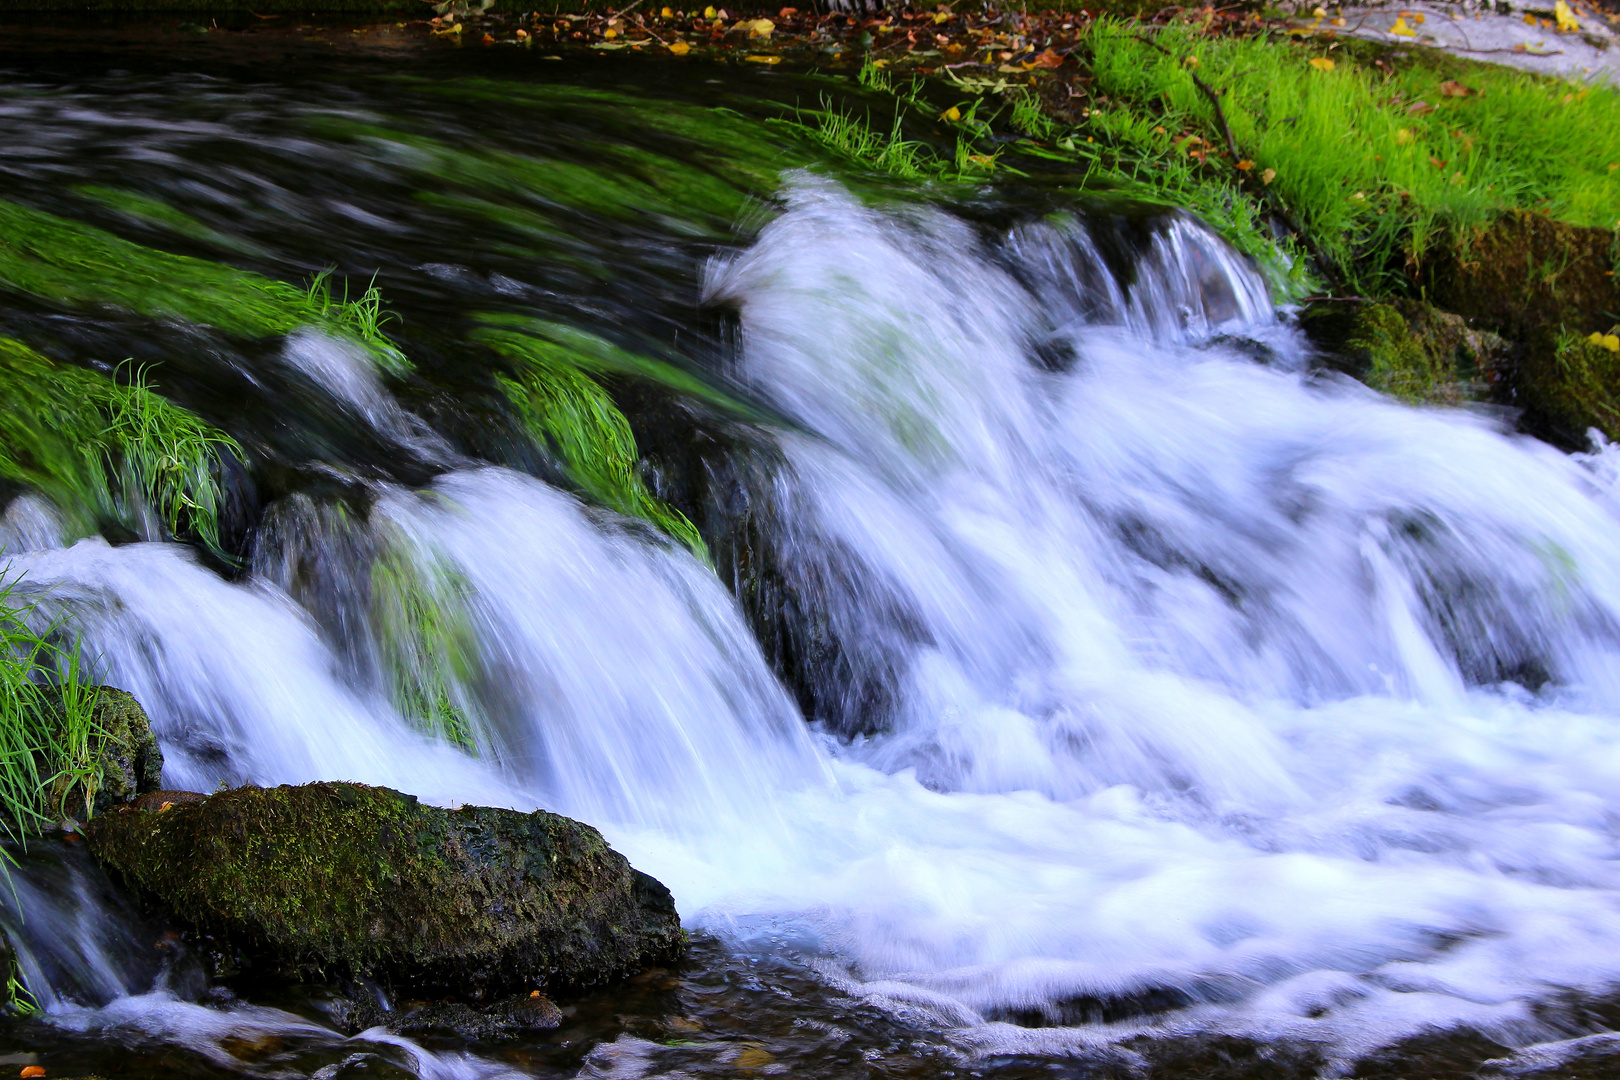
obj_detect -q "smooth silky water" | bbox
[3,28,1620,1080]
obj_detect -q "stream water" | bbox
[3,26,1620,1080]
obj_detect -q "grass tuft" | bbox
[0,339,242,554]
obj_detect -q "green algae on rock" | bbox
[1342,301,1506,406]
[83,782,686,997]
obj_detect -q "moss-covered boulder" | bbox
[1425,211,1620,446]
[1340,301,1508,406]
[45,686,164,823]
[83,782,684,998]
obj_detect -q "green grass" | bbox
[473,321,708,559]
[0,339,242,554]
[0,199,407,372]
[0,572,102,847]
[1078,20,1620,294]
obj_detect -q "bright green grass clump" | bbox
[473,319,708,559]
[1082,20,1620,294]
[0,338,241,552]
[0,574,101,848]
[0,199,406,372]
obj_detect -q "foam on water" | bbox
[9,177,1620,1068]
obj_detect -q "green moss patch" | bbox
[84,781,686,997]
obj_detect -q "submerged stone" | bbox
[83,782,685,998]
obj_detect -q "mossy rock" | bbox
[82,782,685,998]
[44,686,164,824]
[1425,211,1620,445]
[1341,301,1506,406]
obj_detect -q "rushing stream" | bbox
[3,27,1620,1080]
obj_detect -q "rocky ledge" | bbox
[83,781,685,998]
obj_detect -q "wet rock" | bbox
[46,687,163,822]
[83,781,685,998]
[1341,301,1508,406]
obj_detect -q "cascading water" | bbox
[4,44,1620,1078]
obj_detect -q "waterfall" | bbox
[8,174,1620,1068]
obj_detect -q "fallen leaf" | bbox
[20,1069,44,1079]
[1430,155,1447,168]
[591,41,629,48]
[1183,53,1200,66]
[1309,55,1335,70]
[1262,167,1276,184]
[1407,100,1434,115]
[734,1046,775,1070]
[481,32,495,43]
[740,17,774,37]
[934,11,950,22]
[745,53,781,62]
[1524,11,1537,23]
[1555,0,1580,31]
[1235,159,1254,170]
[1389,15,1417,35]
[1589,332,1620,352]
[1028,47,1063,68]
[666,39,691,53]
[1312,5,1327,15]
[1395,127,1415,144]
[780,7,798,16]
[515,27,529,37]
[159,801,175,811]
[602,27,617,38]
[1153,125,1167,134]
[703,5,717,17]
[1349,190,1366,201]
[940,105,962,121]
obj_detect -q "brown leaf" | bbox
[1028,47,1063,68]
[1439,80,1473,97]
[1407,100,1434,115]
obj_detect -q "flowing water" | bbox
[3,26,1620,1080]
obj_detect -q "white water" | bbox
[9,176,1620,1068]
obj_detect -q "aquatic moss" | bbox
[83,782,686,996]
[0,199,405,372]
[0,339,241,552]
[474,322,708,559]
[369,534,481,752]
[72,185,272,260]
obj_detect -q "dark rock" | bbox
[389,993,564,1040]
[46,686,163,822]
[82,781,685,999]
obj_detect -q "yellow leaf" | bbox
[603,27,617,38]
[1235,159,1254,170]
[1389,15,1417,35]
[1395,127,1414,145]
[742,17,774,36]
[1309,56,1335,70]
[1555,0,1580,31]
[940,106,962,121]
[661,5,673,14]
[1590,332,1620,353]
[703,5,717,17]
[745,53,780,63]
[934,11,950,22]
[1524,12,1537,23]
[1312,5,1327,15]
[667,39,691,53]
[1261,167,1276,184]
